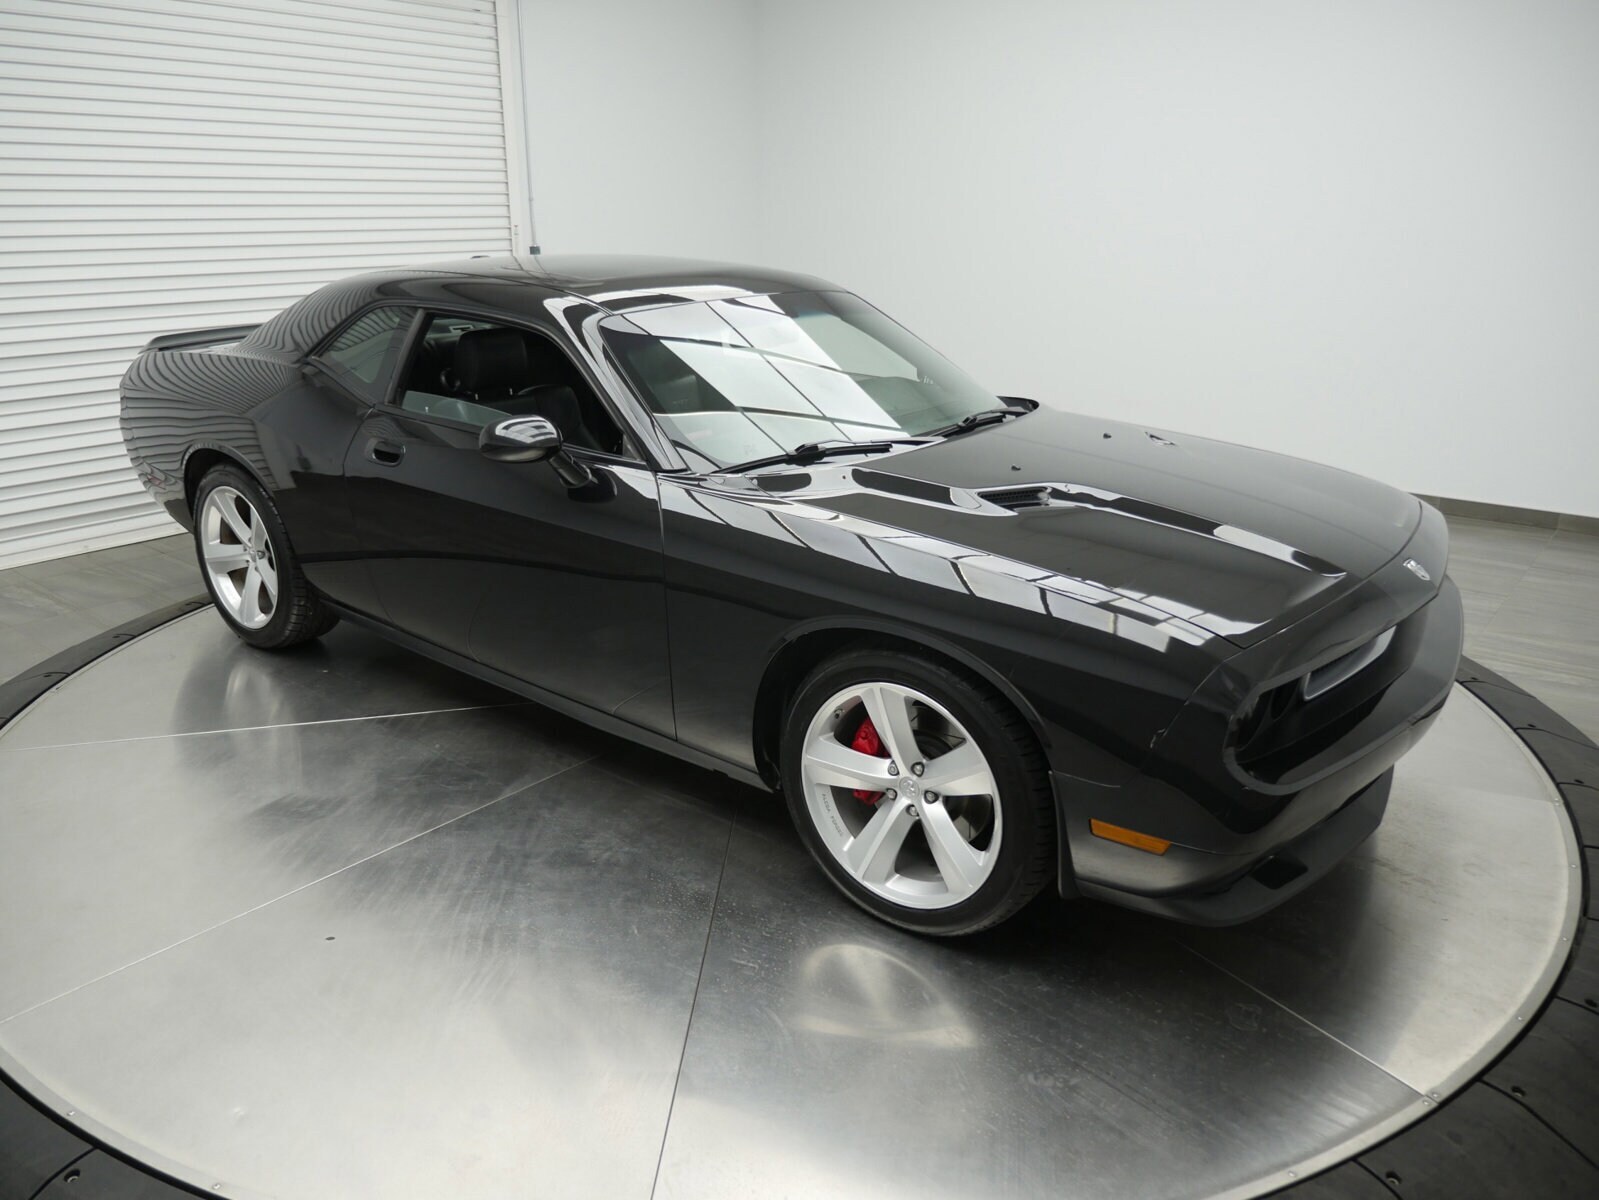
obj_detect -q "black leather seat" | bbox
[521,385,584,443]
[451,329,597,448]
[453,329,529,405]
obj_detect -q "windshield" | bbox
[599,291,1002,470]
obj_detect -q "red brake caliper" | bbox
[850,715,890,803]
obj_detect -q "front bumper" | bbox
[1074,768,1394,926]
[1052,536,1463,923]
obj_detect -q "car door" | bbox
[258,302,419,618]
[341,309,673,737]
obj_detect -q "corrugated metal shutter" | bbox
[0,0,526,568]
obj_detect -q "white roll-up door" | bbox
[0,0,528,568]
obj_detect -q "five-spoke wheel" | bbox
[192,464,338,649]
[800,681,1002,910]
[783,648,1055,935]
[199,485,278,629]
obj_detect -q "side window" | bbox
[315,306,415,402]
[391,312,631,456]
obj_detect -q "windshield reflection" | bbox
[600,291,1002,470]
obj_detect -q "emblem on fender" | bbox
[1404,558,1431,581]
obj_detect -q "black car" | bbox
[120,255,1463,935]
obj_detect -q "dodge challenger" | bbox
[120,255,1463,935]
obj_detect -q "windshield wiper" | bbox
[718,438,926,475]
[923,405,1032,440]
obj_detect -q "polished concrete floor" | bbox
[4,512,1595,737]
[0,604,1578,1200]
[0,514,1592,1199]
[0,531,198,678]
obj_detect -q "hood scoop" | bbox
[980,485,1056,511]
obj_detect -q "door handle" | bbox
[366,438,405,466]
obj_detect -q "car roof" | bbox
[243,254,845,359]
[404,253,841,314]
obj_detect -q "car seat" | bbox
[454,328,598,449]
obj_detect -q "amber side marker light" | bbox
[1090,819,1172,855]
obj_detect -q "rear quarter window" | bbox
[316,306,415,402]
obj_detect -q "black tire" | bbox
[780,647,1056,936]
[192,464,338,650]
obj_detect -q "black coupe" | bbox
[120,255,1463,935]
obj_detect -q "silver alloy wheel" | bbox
[199,485,279,630]
[800,681,1002,910]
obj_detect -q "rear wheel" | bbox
[781,648,1055,935]
[193,464,337,649]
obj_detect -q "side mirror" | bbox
[479,416,594,488]
[479,415,560,463]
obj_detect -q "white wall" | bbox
[517,1,1598,516]
[750,0,1599,516]
[518,0,761,261]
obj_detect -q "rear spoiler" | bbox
[142,324,260,352]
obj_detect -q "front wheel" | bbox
[193,464,338,649]
[781,648,1055,936]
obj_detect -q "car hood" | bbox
[799,407,1422,646]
